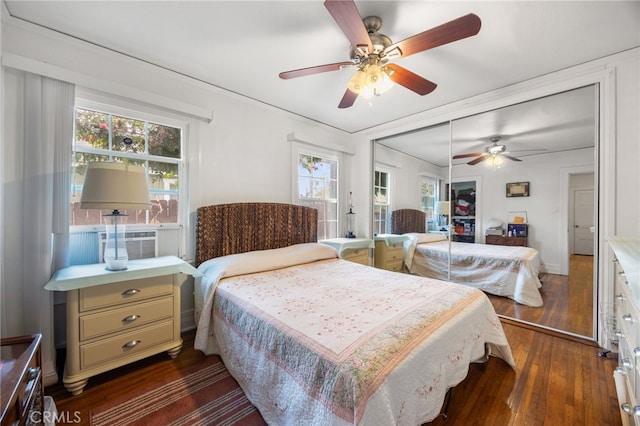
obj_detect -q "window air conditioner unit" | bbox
[98,230,158,263]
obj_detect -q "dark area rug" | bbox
[90,355,266,426]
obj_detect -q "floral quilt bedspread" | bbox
[194,243,514,425]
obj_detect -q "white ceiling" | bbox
[4,1,639,136]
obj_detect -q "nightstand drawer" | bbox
[385,245,403,260]
[80,320,174,369]
[79,276,173,312]
[342,248,369,265]
[386,260,403,272]
[80,297,174,341]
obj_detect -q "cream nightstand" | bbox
[45,256,200,395]
[318,238,374,266]
[374,235,409,272]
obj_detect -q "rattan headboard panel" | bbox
[390,209,426,234]
[195,202,318,266]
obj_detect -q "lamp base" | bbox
[104,259,128,271]
[104,263,128,272]
[104,212,129,271]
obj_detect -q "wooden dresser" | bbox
[374,235,408,272]
[45,256,200,395]
[485,235,528,247]
[1,334,43,426]
[610,237,640,425]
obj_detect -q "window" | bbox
[71,104,184,228]
[373,169,391,235]
[295,150,339,240]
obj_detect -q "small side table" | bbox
[45,256,201,395]
[318,238,374,266]
[374,234,409,272]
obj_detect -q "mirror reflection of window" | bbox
[420,176,437,231]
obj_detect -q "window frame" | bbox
[373,165,392,235]
[291,143,341,240]
[71,96,189,233]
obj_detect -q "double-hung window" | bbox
[70,98,188,263]
[373,168,391,235]
[294,146,339,240]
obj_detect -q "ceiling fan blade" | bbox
[279,61,355,79]
[503,154,523,162]
[453,152,483,159]
[384,13,481,59]
[386,64,437,95]
[467,155,488,165]
[324,0,372,54]
[338,89,358,109]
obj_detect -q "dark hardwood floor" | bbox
[46,320,620,425]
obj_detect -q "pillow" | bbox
[403,232,447,244]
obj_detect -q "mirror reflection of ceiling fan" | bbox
[453,136,546,166]
[279,0,482,108]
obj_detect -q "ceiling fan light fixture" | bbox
[485,155,504,168]
[364,63,384,88]
[347,69,367,94]
[375,67,394,94]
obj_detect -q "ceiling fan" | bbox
[279,0,481,108]
[453,136,523,166]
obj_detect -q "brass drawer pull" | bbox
[122,289,140,296]
[122,340,141,349]
[123,314,140,323]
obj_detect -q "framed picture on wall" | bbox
[506,182,530,197]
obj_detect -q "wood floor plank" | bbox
[47,322,621,426]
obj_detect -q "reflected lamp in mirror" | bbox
[80,162,151,271]
[435,201,450,231]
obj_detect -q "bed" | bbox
[391,209,543,307]
[193,202,515,425]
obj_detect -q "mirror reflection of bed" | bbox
[373,85,597,339]
[391,209,543,307]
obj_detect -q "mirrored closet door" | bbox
[373,84,599,339]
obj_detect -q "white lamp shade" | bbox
[435,201,450,216]
[80,162,151,211]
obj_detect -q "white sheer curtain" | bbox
[1,71,74,385]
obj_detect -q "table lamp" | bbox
[80,162,151,270]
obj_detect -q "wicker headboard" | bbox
[390,209,426,234]
[195,202,318,266]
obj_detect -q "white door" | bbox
[574,189,594,255]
